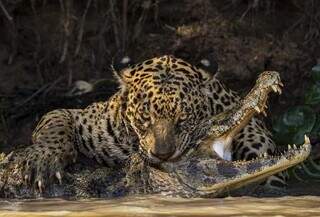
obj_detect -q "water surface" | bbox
[1,195,320,217]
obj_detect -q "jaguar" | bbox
[0,55,290,194]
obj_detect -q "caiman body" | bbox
[0,141,310,198]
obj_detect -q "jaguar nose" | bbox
[150,145,176,160]
[149,119,176,161]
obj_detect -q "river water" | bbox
[0,195,320,217]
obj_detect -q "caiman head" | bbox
[144,70,311,197]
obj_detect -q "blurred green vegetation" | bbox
[272,65,320,146]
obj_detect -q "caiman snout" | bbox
[149,119,176,161]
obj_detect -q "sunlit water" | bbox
[0,195,320,217]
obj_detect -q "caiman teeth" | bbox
[55,171,62,185]
[24,175,29,182]
[288,144,292,150]
[262,110,267,117]
[279,81,284,87]
[254,106,261,113]
[38,180,43,193]
[293,144,297,150]
[271,85,278,93]
[271,85,282,94]
[304,135,310,144]
[263,152,268,158]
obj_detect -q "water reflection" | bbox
[0,195,320,217]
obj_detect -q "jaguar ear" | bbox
[111,55,133,87]
[196,66,216,83]
[112,67,130,90]
[195,52,219,79]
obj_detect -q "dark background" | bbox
[0,0,319,152]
